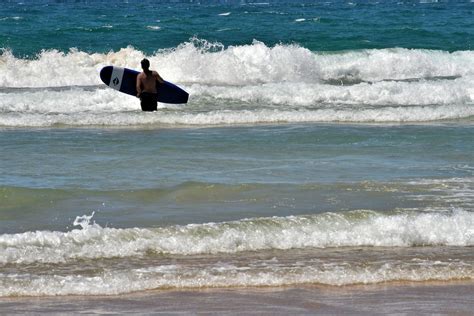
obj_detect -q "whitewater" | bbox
[1,209,474,296]
[1,39,473,127]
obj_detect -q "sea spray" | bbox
[2,40,473,87]
[72,211,97,229]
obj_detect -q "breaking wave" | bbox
[1,39,473,126]
[2,209,473,264]
[1,209,474,296]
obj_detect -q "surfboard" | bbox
[100,66,189,104]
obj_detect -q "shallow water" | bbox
[1,124,473,295]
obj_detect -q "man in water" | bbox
[136,58,164,111]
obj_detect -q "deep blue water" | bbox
[1,0,473,57]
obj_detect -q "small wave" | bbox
[1,209,473,265]
[1,104,473,127]
[1,208,474,296]
[1,256,472,296]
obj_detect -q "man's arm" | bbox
[136,74,142,97]
[154,71,164,84]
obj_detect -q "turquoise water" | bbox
[2,0,473,55]
[2,124,471,234]
[0,0,473,297]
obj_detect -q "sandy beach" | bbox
[2,282,473,315]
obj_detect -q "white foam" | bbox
[1,209,474,296]
[0,77,473,126]
[189,77,473,106]
[2,39,473,87]
[407,178,474,208]
[146,25,161,30]
[153,105,474,125]
[0,16,22,21]
[1,209,473,265]
[0,47,145,87]
[0,99,472,127]
[1,258,472,296]
[1,40,473,126]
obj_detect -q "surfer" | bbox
[136,58,164,111]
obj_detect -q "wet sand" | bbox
[1,282,473,315]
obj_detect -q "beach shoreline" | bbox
[2,281,473,314]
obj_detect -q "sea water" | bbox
[0,0,473,297]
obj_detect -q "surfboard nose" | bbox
[99,66,113,85]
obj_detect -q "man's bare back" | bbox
[136,58,164,111]
[136,71,164,96]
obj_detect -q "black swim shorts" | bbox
[139,92,158,112]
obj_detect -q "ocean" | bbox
[1,0,473,312]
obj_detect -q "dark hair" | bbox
[141,58,150,70]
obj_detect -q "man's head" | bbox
[141,58,150,71]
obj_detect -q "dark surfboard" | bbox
[100,66,189,104]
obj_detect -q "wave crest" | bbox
[2,38,473,87]
[1,209,473,265]
[1,39,473,126]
